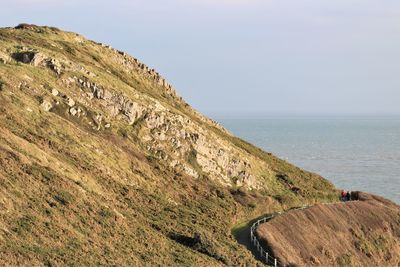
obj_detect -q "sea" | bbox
[213,114,400,204]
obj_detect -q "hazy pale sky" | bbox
[2,0,400,115]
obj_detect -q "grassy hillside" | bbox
[0,24,337,266]
[256,192,400,266]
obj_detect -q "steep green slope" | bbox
[0,24,337,266]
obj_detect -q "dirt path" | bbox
[232,213,279,265]
[244,193,398,267]
[232,205,322,265]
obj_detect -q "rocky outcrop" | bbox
[98,43,177,98]
[12,51,36,64]
[0,52,8,64]
[68,75,259,187]
[12,49,62,75]
[6,43,258,188]
[74,77,146,125]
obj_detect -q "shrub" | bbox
[54,190,74,206]
[13,215,36,234]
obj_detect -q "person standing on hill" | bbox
[347,191,351,201]
[341,191,346,201]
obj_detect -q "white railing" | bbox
[250,201,351,266]
[250,206,310,267]
[250,214,282,267]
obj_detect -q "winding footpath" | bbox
[232,210,293,267]
[247,203,337,266]
[249,207,306,267]
[250,212,282,266]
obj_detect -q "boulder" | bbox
[12,51,36,64]
[69,107,77,116]
[67,98,75,107]
[31,53,46,67]
[11,51,47,66]
[92,85,104,99]
[47,58,62,75]
[51,88,59,96]
[123,101,145,125]
[41,100,53,111]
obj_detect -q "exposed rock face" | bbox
[11,50,60,73]
[68,74,260,187]
[96,42,178,98]
[9,42,257,187]
[256,192,400,267]
[0,50,10,64]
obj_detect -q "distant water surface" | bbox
[213,115,400,204]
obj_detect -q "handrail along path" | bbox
[249,196,357,267]
[250,206,310,267]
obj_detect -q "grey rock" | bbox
[41,100,53,111]
[13,51,35,64]
[67,98,75,107]
[31,53,46,66]
[69,107,77,116]
[47,58,62,75]
[51,88,59,96]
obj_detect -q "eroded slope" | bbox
[256,192,400,267]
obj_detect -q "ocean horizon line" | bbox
[207,112,400,120]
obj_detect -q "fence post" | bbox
[274,258,277,267]
[265,252,268,264]
[260,247,263,257]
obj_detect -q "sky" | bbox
[2,0,400,116]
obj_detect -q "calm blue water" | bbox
[214,115,400,204]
